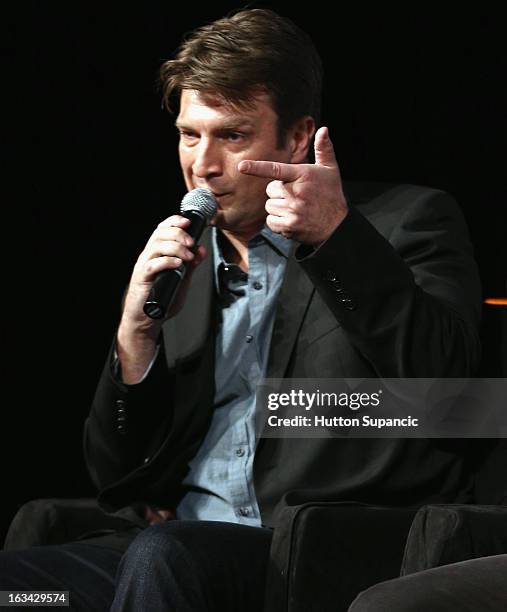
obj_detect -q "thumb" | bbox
[314,126,338,168]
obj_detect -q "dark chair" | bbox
[3,498,137,552]
[262,438,507,611]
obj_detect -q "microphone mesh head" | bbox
[180,188,218,220]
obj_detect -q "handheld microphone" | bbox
[143,188,218,319]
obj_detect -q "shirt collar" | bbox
[211,225,293,292]
[258,225,294,258]
[212,225,293,260]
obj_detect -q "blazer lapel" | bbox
[265,243,314,378]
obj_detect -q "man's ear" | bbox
[288,116,316,163]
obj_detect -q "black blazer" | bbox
[85,181,482,528]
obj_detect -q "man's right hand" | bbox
[117,214,208,384]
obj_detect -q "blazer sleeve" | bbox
[83,335,174,491]
[296,187,482,377]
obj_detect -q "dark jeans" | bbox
[349,554,507,612]
[0,520,273,611]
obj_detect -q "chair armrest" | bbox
[401,504,507,575]
[3,498,137,550]
[263,502,418,612]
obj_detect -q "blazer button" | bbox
[117,424,127,435]
[116,399,125,408]
[344,301,357,311]
[323,270,339,282]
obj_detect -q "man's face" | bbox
[176,89,295,236]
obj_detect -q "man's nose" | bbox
[192,138,222,179]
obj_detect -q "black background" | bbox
[4,3,506,543]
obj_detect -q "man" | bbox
[0,8,482,611]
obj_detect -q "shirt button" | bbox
[245,335,253,343]
[235,448,245,457]
[252,281,263,290]
[239,507,250,517]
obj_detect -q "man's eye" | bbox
[179,130,198,139]
[226,132,244,142]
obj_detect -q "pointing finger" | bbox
[238,159,301,182]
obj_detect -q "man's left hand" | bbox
[238,126,348,245]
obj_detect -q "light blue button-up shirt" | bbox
[175,226,292,526]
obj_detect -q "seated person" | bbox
[0,8,483,611]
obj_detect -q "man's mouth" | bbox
[192,183,230,200]
[211,192,231,209]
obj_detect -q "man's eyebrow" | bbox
[175,119,255,130]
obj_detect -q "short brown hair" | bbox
[159,8,323,147]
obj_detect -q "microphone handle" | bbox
[143,267,185,320]
[143,210,207,320]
